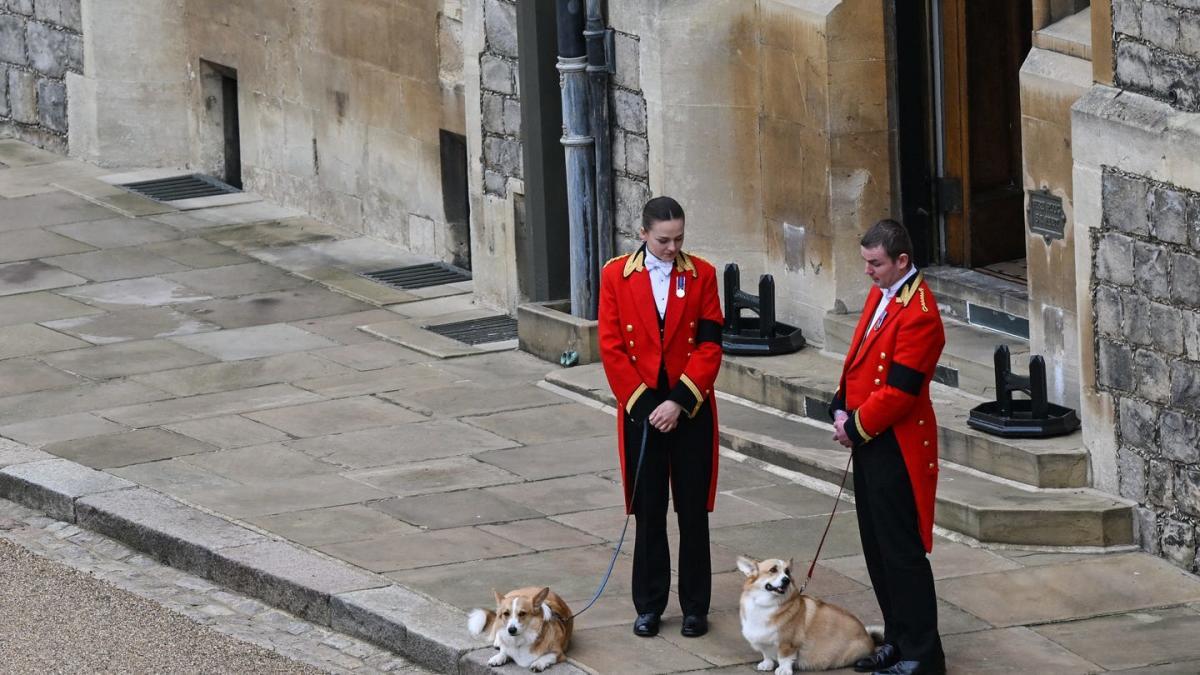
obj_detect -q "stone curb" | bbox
[0,452,519,674]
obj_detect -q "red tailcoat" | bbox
[598,248,724,513]
[831,272,945,551]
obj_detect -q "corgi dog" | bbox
[467,586,573,672]
[737,556,882,674]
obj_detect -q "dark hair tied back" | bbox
[642,196,685,231]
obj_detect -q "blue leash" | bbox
[566,420,650,620]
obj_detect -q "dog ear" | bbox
[736,555,758,577]
[787,557,794,573]
[532,586,550,607]
[493,588,504,607]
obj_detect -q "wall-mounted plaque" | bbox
[1028,190,1066,242]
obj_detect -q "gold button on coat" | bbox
[628,340,634,348]
[928,462,936,470]
[880,352,887,359]
[689,321,696,327]
[923,440,930,447]
[874,378,881,385]
[626,324,633,332]
[631,355,637,362]
[918,419,925,426]
[877,365,884,372]
[687,337,695,344]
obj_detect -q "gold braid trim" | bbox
[919,287,928,313]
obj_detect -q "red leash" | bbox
[798,449,854,594]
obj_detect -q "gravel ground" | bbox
[0,536,323,674]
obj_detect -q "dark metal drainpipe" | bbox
[584,0,614,274]
[557,0,598,319]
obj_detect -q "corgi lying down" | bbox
[468,587,573,672]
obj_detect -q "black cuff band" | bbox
[696,319,722,345]
[629,389,659,422]
[668,381,701,414]
[886,362,925,395]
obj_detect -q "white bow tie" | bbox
[645,254,673,274]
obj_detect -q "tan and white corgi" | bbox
[737,556,882,674]
[467,586,574,672]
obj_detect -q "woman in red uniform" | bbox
[598,196,724,639]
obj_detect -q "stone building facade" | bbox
[12,0,1200,571]
[0,0,82,152]
[1075,0,1200,573]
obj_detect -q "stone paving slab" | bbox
[0,458,135,521]
[709,513,863,563]
[179,444,341,482]
[320,525,533,573]
[0,169,108,202]
[475,518,605,552]
[483,474,626,517]
[43,428,218,469]
[1032,606,1200,671]
[379,382,564,418]
[109,459,242,494]
[0,440,54,468]
[313,341,431,371]
[361,319,498,359]
[823,539,1023,585]
[42,306,223,344]
[132,352,352,397]
[169,324,339,361]
[175,285,375,329]
[177,473,390,519]
[331,585,480,674]
[462,403,613,445]
[0,259,88,295]
[98,383,324,427]
[0,190,113,227]
[371,490,542,530]
[200,216,344,250]
[0,227,96,262]
[48,215,183,248]
[471,436,618,481]
[58,276,211,310]
[164,262,310,297]
[165,415,293,449]
[937,553,1200,627]
[346,457,522,497]
[287,309,408,346]
[38,338,216,379]
[244,397,426,437]
[141,237,254,268]
[42,247,192,281]
[0,412,128,447]
[251,237,425,275]
[0,358,81,397]
[0,322,91,359]
[293,363,451,398]
[0,290,103,326]
[569,623,714,673]
[941,627,1100,673]
[0,139,63,167]
[249,505,421,548]
[290,419,520,469]
[0,380,171,421]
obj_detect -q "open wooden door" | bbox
[938,0,1032,268]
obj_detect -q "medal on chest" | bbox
[675,275,686,298]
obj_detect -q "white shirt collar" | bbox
[644,250,673,273]
[883,266,918,299]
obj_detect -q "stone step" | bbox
[545,364,1132,548]
[824,309,1030,400]
[716,349,1089,489]
[922,265,1030,338]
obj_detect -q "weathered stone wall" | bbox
[610,28,649,253]
[1093,168,1200,573]
[479,0,519,197]
[1112,0,1200,112]
[0,0,82,152]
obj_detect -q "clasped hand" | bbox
[832,410,853,448]
[648,400,683,433]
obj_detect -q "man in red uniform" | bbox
[598,196,723,639]
[830,219,946,675]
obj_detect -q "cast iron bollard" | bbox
[967,345,1080,438]
[721,263,806,356]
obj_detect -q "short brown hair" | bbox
[860,219,913,262]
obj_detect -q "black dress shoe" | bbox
[854,643,900,673]
[680,614,708,637]
[874,659,946,675]
[632,612,660,637]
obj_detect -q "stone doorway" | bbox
[895,0,1033,277]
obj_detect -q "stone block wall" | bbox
[1095,168,1200,572]
[0,0,82,152]
[1112,0,1200,111]
[480,0,521,196]
[610,29,650,253]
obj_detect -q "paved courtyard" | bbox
[2,141,1200,673]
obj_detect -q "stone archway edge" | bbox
[0,447,587,675]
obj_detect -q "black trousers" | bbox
[623,398,714,617]
[853,430,944,665]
